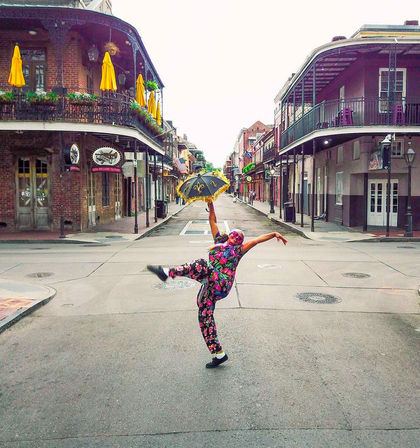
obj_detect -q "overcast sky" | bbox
[113,0,417,167]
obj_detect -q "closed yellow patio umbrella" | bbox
[156,101,161,126]
[100,51,117,91]
[8,44,25,87]
[136,74,146,107]
[147,90,156,118]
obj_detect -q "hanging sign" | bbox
[92,167,122,173]
[368,151,383,170]
[92,147,121,166]
[246,176,252,182]
[64,143,80,165]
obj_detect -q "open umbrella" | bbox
[147,90,156,118]
[136,74,146,106]
[156,101,161,125]
[100,51,117,91]
[177,171,230,204]
[8,44,25,87]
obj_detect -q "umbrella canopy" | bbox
[177,172,230,204]
[136,74,146,107]
[147,90,156,118]
[8,44,25,87]
[100,52,117,91]
[156,101,161,125]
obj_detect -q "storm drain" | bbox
[296,292,341,304]
[342,272,371,279]
[26,272,54,278]
[30,247,50,250]
[154,279,196,290]
[397,246,416,249]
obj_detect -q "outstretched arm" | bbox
[242,232,287,255]
[208,201,219,239]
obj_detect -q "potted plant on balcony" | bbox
[26,90,59,105]
[145,80,159,91]
[0,90,15,103]
[67,91,98,106]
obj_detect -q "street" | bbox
[0,195,419,447]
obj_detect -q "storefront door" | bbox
[367,179,398,226]
[87,171,96,226]
[16,156,50,230]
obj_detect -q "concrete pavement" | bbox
[1,196,419,447]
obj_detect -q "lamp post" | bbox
[404,140,416,237]
[380,134,392,237]
[269,167,275,213]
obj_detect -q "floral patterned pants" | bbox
[169,259,224,354]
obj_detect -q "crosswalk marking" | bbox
[180,220,230,236]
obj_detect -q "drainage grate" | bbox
[397,246,416,249]
[83,243,110,247]
[105,235,124,239]
[296,292,341,304]
[154,279,196,290]
[342,272,371,279]
[30,248,50,250]
[26,272,54,278]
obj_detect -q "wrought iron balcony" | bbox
[0,89,164,143]
[281,97,420,149]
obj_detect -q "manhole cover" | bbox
[342,272,371,279]
[26,272,54,278]
[154,279,196,290]
[397,246,416,249]
[296,292,341,304]
[257,264,281,270]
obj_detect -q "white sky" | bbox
[113,0,417,168]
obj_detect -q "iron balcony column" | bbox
[301,144,305,228]
[405,163,413,237]
[154,152,157,222]
[311,140,316,232]
[292,148,296,223]
[133,141,138,234]
[145,148,150,227]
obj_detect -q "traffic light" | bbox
[380,134,392,170]
[381,143,391,169]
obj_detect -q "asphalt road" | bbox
[0,196,419,447]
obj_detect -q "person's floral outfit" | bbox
[168,232,244,354]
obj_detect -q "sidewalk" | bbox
[0,202,187,333]
[0,201,188,245]
[240,197,420,242]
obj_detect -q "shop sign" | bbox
[92,147,121,166]
[92,166,121,173]
[64,143,80,165]
[246,176,252,182]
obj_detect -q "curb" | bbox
[350,237,420,243]
[239,199,309,238]
[134,203,190,240]
[0,205,189,245]
[0,286,56,334]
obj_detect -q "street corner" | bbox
[0,279,56,334]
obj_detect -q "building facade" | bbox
[0,1,174,232]
[274,21,420,231]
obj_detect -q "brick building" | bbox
[0,1,171,232]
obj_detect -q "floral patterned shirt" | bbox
[207,232,244,298]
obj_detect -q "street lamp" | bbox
[404,140,416,237]
[269,167,275,214]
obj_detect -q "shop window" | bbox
[337,146,344,164]
[335,172,343,205]
[21,49,46,92]
[102,172,110,206]
[352,141,360,160]
[379,68,406,113]
[391,139,404,158]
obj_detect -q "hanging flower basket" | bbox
[130,100,163,136]
[104,41,119,56]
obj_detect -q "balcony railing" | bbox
[0,88,164,143]
[281,97,420,149]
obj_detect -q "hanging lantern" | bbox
[87,44,99,62]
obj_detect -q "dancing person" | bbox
[147,201,287,368]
